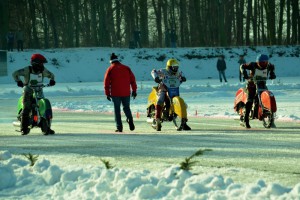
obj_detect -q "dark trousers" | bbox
[218,70,227,82]
[7,42,13,51]
[17,40,23,51]
[112,96,133,130]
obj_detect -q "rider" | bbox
[151,58,191,131]
[240,54,276,128]
[12,53,56,135]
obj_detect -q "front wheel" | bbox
[262,111,275,128]
[172,114,181,130]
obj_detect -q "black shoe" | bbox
[21,128,30,135]
[152,119,161,131]
[182,124,191,130]
[43,129,55,135]
[244,121,251,128]
[115,129,123,132]
[127,119,135,131]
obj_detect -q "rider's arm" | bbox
[151,69,162,83]
[268,63,276,80]
[179,71,186,82]
[42,68,55,80]
[12,67,26,82]
[240,63,255,79]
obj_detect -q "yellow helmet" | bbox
[166,59,179,74]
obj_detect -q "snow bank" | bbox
[0,151,299,199]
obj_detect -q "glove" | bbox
[49,80,56,86]
[107,95,111,101]
[181,77,186,82]
[17,81,24,87]
[154,77,161,83]
[132,91,137,99]
[269,73,276,80]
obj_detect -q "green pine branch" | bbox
[22,153,39,166]
[100,159,114,169]
[180,149,212,171]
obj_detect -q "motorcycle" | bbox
[146,76,190,131]
[234,80,277,128]
[13,80,54,135]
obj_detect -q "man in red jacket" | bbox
[104,53,137,132]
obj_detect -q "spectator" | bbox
[104,53,137,132]
[165,29,170,47]
[216,55,228,83]
[238,55,246,82]
[134,30,141,48]
[16,29,24,51]
[6,31,15,51]
[170,29,177,48]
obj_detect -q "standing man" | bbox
[216,55,228,83]
[6,31,15,51]
[238,54,246,82]
[16,29,24,51]
[104,53,137,132]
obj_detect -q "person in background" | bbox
[6,31,15,51]
[104,53,137,132]
[170,29,177,48]
[238,54,246,82]
[216,55,228,83]
[16,29,24,51]
[12,53,56,135]
[240,54,276,128]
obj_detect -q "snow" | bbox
[0,46,300,199]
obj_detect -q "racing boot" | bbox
[177,118,191,131]
[152,119,162,131]
[152,105,162,131]
[242,102,252,129]
[21,115,30,135]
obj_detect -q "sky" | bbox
[0,46,300,199]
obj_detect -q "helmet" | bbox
[256,54,269,69]
[256,54,269,62]
[31,54,47,73]
[166,59,179,74]
[31,54,48,65]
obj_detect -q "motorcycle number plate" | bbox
[163,77,180,88]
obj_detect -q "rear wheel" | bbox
[40,118,54,135]
[263,111,274,128]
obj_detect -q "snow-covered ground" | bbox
[0,46,300,199]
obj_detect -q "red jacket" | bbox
[104,62,137,97]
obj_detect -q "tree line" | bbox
[0,0,299,50]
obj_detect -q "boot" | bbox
[243,102,252,129]
[151,105,162,131]
[177,119,191,131]
[21,115,30,135]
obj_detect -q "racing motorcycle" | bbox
[13,80,54,135]
[234,80,277,128]
[146,76,190,131]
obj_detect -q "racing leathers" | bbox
[240,62,276,127]
[12,66,55,133]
